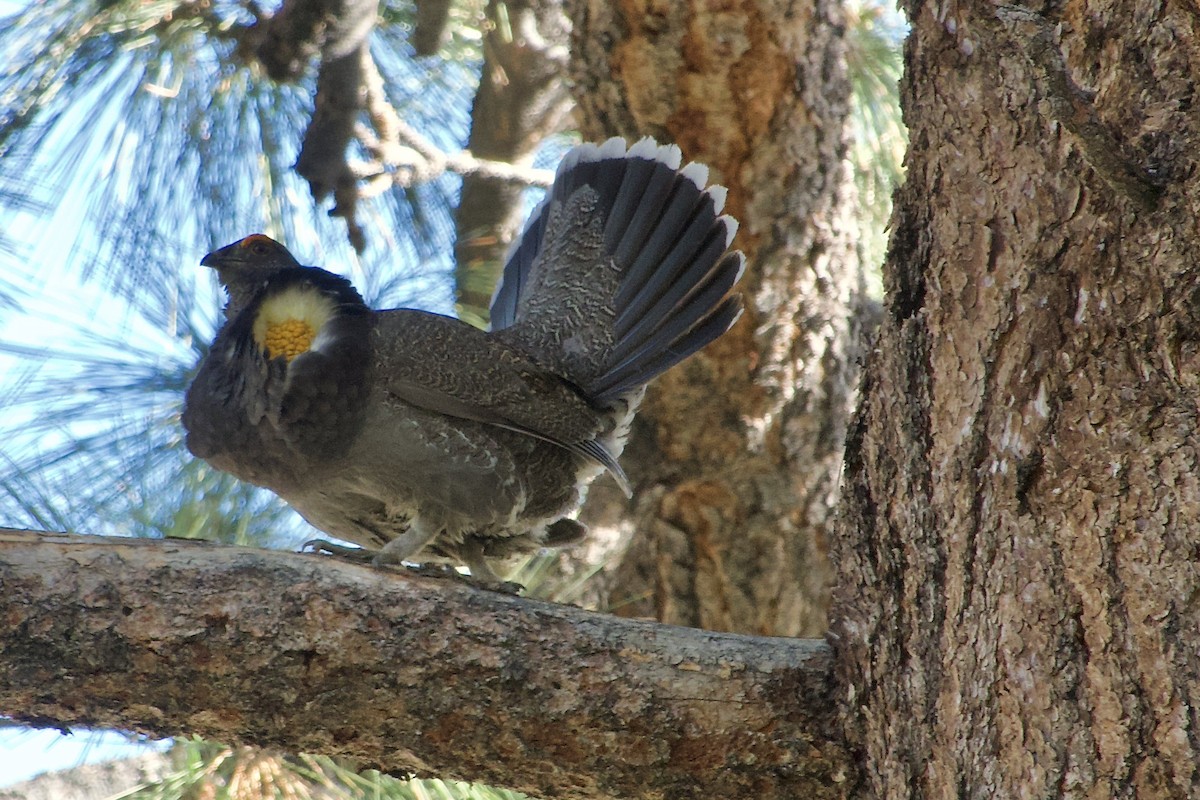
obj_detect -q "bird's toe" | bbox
[302,538,375,563]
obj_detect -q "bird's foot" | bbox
[459,540,523,594]
[301,538,375,563]
[370,521,440,568]
[391,561,524,594]
[397,562,460,579]
[370,547,406,567]
[465,575,525,595]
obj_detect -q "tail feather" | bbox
[614,215,736,339]
[489,136,744,403]
[591,292,744,405]
[610,161,679,265]
[613,181,708,308]
[604,157,668,254]
[610,244,744,365]
[593,253,744,397]
[489,204,548,330]
[555,138,627,207]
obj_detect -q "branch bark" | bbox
[412,0,453,56]
[0,530,845,800]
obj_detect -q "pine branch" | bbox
[0,530,846,800]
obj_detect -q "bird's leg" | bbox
[460,539,524,595]
[371,523,521,594]
[372,519,441,567]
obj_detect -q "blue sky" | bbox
[0,169,176,792]
[0,0,159,781]
[0,728,170,787]
[0,0,488,783]
[0,0,275,783]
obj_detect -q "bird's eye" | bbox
[251,242,270,256]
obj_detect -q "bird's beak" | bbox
[200,241,241,269]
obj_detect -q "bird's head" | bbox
[202,234,367,363]
[202,234,303,313]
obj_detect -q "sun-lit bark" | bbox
[567,0,868,637]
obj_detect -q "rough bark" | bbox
[832,0,1200,796]
[567,0,867,637]
[454,0,573,317]
[0,530,845,800]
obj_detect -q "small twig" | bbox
[444,149,555,186]
[349,147,555,191]
[994,5,1162,211]
[358,56,556,189]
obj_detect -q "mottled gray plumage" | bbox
[183,137,744,584]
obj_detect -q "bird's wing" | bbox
[373,310,630,494]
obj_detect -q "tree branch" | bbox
[354,69,556,193]
[241,0,563,255]
[0,530,846,800]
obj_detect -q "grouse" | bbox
[182,137,744,585]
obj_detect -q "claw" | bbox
[301,538,375,562]
[305,535,522,593]
[401,562,524,594]
[484,579,525,595]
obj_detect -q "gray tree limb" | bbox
[0,530,846,800]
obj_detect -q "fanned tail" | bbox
[490,137,744,403]
[487,137,744,488]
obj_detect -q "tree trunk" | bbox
[454,0,573,318]
[832,1,1200,796]
[567,0,868,637]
